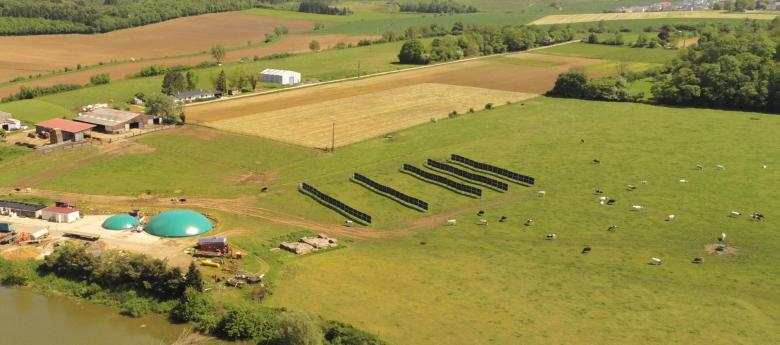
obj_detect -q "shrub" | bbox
[89,73,110,85]
[398,40,429,64]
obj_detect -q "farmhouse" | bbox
[173,90,220,103]
[74,108,157,134]
[0,111,22,131]
[35,118,94,143]
[260,69,301,85]
[41,207,81,223]
[0,200,47,218]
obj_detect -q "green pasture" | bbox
[536,42,682,63]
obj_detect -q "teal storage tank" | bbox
[102,214,141,230]
[144,210,213,237]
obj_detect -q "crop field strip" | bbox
[425,159,509,192]
[298,182,372,224]
[450,154,535,185]
[401,164,482,198]
[531,11,777,25]
[352,173,429,211]
[206,83,532,148]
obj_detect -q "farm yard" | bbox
[530,11,778,25]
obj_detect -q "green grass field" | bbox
[537,42,682,64]
[2,93,779,344]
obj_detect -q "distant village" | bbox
[613,0,780,13]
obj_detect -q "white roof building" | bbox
[260,69,301,85]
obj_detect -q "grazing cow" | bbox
[580,139,585,144]
[752,212,765,221]
[718,233,726,242]
[631,204,643,211]
[606,199,616,205]
[640,180,648,185]
[581,246,592,254]
[537,191,546,197]
[477,210,485,217]
[679,179,689,183]
[762,164,767,169]
[696,164,704,171]
[499,216,507,223]
[730,211,742,218]
[345,220,354,227]
[666,214,676,221]
[599,196,608,201]
[546,233,557,240]
[446,219,457,226]
[607,225,619,232]
[478,219,488,226]
[594,189,604,195]
[627,185,636,191]
[716,164,725,170]
[650,257,662,265]
[592,159,601,164]
[692,257,704,264]
[525,219,534,226]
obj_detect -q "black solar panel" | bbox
[450,154,535,185]
[426,159,509,191]
[353,173,429,211]
[299,183,372,224]
[402,164,482,197]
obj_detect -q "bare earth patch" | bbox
[531,11,777,25]
[704,244,740,256]
[207,83,534,148]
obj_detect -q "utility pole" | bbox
[357,61,361,78]
[331,122,335,152]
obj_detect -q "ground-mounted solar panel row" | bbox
[402,164,482,198]
[299,182,372,224]
[450,154,535,185]
[425,159,509,192]
[353,173,429,211]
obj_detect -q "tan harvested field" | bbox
[0,12,312,81]
[0,33,372,98]
[207,83,534,148]
[531,11,777,25]
[188,52,602,147]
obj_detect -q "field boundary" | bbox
[531,11,778,25]
[186,40,579,110]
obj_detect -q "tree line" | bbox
[298,0,352,15]
[32,242,387,344]
[398,23,575,64]
[0,0,258,35]
[550,20,780,113]
[398,0,478,14]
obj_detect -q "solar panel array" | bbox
[426,159,509,191]
[450,154,535,185]
[402,164,482,197]
[299,183,372,224]
[353,173,429,211]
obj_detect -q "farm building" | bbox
[0,111,22,131]
[0,200,47,218]
[102,214,141,230]
[260,69,301,85]
[41,207,81,223]
[144,209,213,237]
[36,118,94,143]
[173,90,220,103]
[74,108,158,134]
[197,236,228,252]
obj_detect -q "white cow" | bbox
[650,257,662,265]
[730,211,742,218]
[716,164,726,170]
[719,233,727,242]
[525,219,534,226]
[666,214,676,221]
[679,179,689,183]
[631,205,643,211]
[537,191,546,197]
[446,219,457,226]
[545,233,557,240]
[478,219,488,226]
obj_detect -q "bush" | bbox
[548,71,588,98]
[278,311,323,345]
[398,40,429,64]
[217,307,279,341]
[323,320,387,345]
[484,103,494,110]
[89,73,110,85]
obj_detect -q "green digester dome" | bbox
[144,209,213,237]
[102,214,141,230]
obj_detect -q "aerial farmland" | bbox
[0,1,778,345]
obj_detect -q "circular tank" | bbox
[144,209,213,237]
[102,214,141,230]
